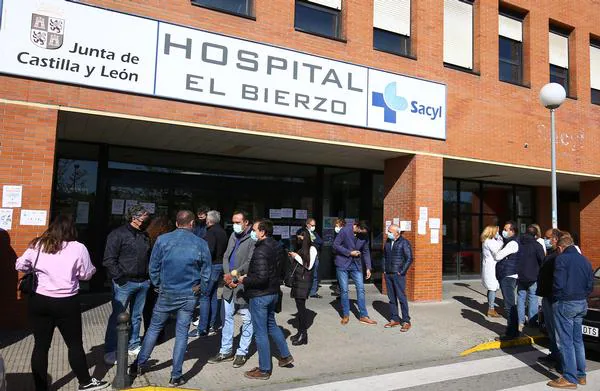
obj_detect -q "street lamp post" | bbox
[539,83,566,229]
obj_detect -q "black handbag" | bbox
[284,257,299,288]
[18,248,41,295]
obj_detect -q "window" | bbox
[295,0,342,40]
[191,0,254,18]
[591,40,600,104]
[373,0,411,57]
[443,0,473,70]
[498,13,523,84]
[549,30,569,92]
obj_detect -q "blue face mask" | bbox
[250,230,258,241]
[544,238,552,250]
[502,230,510,239]
[387,232,395,240]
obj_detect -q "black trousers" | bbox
[29,294,91,391]
[295,298,307,332]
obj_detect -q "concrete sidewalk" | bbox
[0,281,520,391]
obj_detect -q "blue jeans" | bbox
[249,293,291,372]
[542,297,560,362]
[137,294,197,379]
[487,290,497,310]
[198,264,223,332]
[336,266,368,318]
[384,273,410,323]
[499,277,518,337]
[553,300,587,384]
[309,256,320,296]
[517,280,538,325]
[104,280,150,353]
[220,298,253,356]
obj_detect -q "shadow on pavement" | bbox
[460,308,505,335]
[329,299,360,320]
[50,344,111,390]
[287,309,317,333]
[372,300,392,322]
[6,372,38,391]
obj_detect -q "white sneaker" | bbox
[79,377,109,390]
[192,318,199,327]
[128,346,141,357]
[103,352,117,366]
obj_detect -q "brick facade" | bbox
[0,103,58,329]
[580,181,600,271]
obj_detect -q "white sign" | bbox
[295,209,308,220]
[20,209,47,226]
[0,0,446,140]
[419,207,428,221]
[430,228,440,244]
[2,185,22,208]
[75,201,89,224]
[0,208,13,230]
[281,226,290,239]
[429,218,441,229]
[418,220,427,235]
[385,220,392,227]
[280,208,294,218]
[111,199,124,215]
[0,0,157,94]
[141,202,156,214]
[269,209,282,219]
[400,221,412,232]
[290,226,302,235]
[392,217,400,226]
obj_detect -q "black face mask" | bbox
[357,233,368,240]
[139,219,151,231]
[198,219,206,226]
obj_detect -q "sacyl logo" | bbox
[30,12,64,50]
[372,82,443,123]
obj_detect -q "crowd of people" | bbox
[480,221,594,389]
[15,205,414,389]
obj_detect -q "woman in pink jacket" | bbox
[16,215,109,391]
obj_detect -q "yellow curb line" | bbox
[460,335,547,356]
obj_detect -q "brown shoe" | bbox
[578,376,586,385]
[340,316,349,325]
[359,317,377,325]
[487,309,501,318]
[278,355,294,367]
[384,321,401,328]
[400,322,412,332]
[547,377,577,389]
[244,367,271,380]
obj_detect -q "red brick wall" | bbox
[580,181,600,271]
[0,103,58,329]
[384,155,443,301]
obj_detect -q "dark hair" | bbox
[505,220,518,235]
[335,218,346,227]
[196,205,210,215]
[176,210,195,226]
[305,217,316,225]
[355,220,369,232]
[295,228,312,268]
[233,210,250,223]
[256,219,274,236]
[126,204,148,222]
[526,225,538,237]
[29,214,78,254]
[146,216,175,247]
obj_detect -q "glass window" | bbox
[516,186,533,216]
[459,181,480,214]
[592,88,600,105]
[499,36,523,84]
[295,0,341,39]
[550,64,569,92]
[373,28,410,56]
[191,0,253,17]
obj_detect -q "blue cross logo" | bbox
[372,82,408,123]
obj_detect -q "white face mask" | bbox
[308,226,315,232]
[334,226,341,234]
[232,223,243,234]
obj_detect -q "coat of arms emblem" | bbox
[30,12,64,50]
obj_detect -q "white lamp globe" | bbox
[539,83,566,109]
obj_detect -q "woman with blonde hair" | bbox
[481,225,504,317]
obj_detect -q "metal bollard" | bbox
[112,311,131,389]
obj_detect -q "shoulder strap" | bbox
[32,247,41,271]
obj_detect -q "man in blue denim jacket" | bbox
[131,210,211,387]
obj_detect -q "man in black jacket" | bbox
[190,210,228,337]
[536,228,563,370]
[103,204,151,365]
[382,224,413,331]
[516,225,545,330]
[239,219,293,380]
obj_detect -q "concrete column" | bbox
[384,154,443,301]
[0,103,58,329]
[580,181,600,270]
